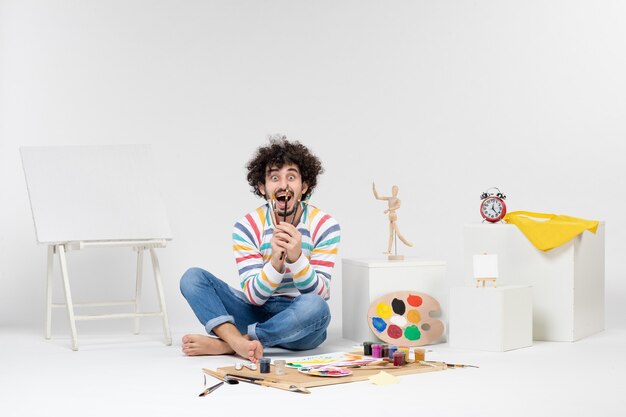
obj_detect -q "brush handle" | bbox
[198,381,224,396]
[203,368,310,394]
[279,200,304,261]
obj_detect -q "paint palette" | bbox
[367,291,444,346]
[298,366,352,377]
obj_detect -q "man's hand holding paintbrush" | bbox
[269,190,303,271]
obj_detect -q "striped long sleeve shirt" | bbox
[232,202,341,306]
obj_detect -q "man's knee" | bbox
[293,330,328,351]
[296,293,330,323]
[179,267,208,296]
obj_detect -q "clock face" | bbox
[481,197,506,222]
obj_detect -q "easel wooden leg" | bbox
[149,248,172,346]
[134,248,144,335]
[58,244,79,351]
[45,245,54,340]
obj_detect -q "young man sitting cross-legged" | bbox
[180,136,340,362]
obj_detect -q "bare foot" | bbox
[230,337,264,363]
[181,334,264,363]
[181,334,234,356]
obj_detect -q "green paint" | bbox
[404,325,421,341]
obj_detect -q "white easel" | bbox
[21,145,173,350]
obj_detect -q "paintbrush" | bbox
[283,189,289,223]
[286,194,308,239]
[202,368,310,394]
[224,373,310,394]
[198,381,227,397]
[422,361,479,369]
[418,361,438,368]
[278,189,291,261]
[274,190,306,261]
[268,193,289,261]
[290,197,304,226]
[343,364,393,371]
[269,193,279,226]
[444,363,479,369]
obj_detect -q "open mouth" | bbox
[274,191,293,211]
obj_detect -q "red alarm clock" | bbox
[480,187,507,223]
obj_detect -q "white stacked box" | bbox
[449,286,532,351]
[341,258,447,343]
[464,223,605,341]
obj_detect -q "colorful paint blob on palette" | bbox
[298,365,352,377]
[367,291,444,346]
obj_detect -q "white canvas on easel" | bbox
[21,145,172,350]
[473,254,499,287]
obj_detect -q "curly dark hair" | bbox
[246,135,323,200]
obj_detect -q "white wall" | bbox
[2,0,625,338]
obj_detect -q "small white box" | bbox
[341,258,447,343]
[449,286,532,352]
[464,223,605,341]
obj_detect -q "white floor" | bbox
[2,326,625,417]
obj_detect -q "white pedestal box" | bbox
[464,223,605,342]
[341,258,447,343]
[449,286,532,352]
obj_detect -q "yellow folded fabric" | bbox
[503,211,599,251]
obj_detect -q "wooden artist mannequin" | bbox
[372,182,413,260]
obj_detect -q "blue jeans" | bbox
[180,267,330,350]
